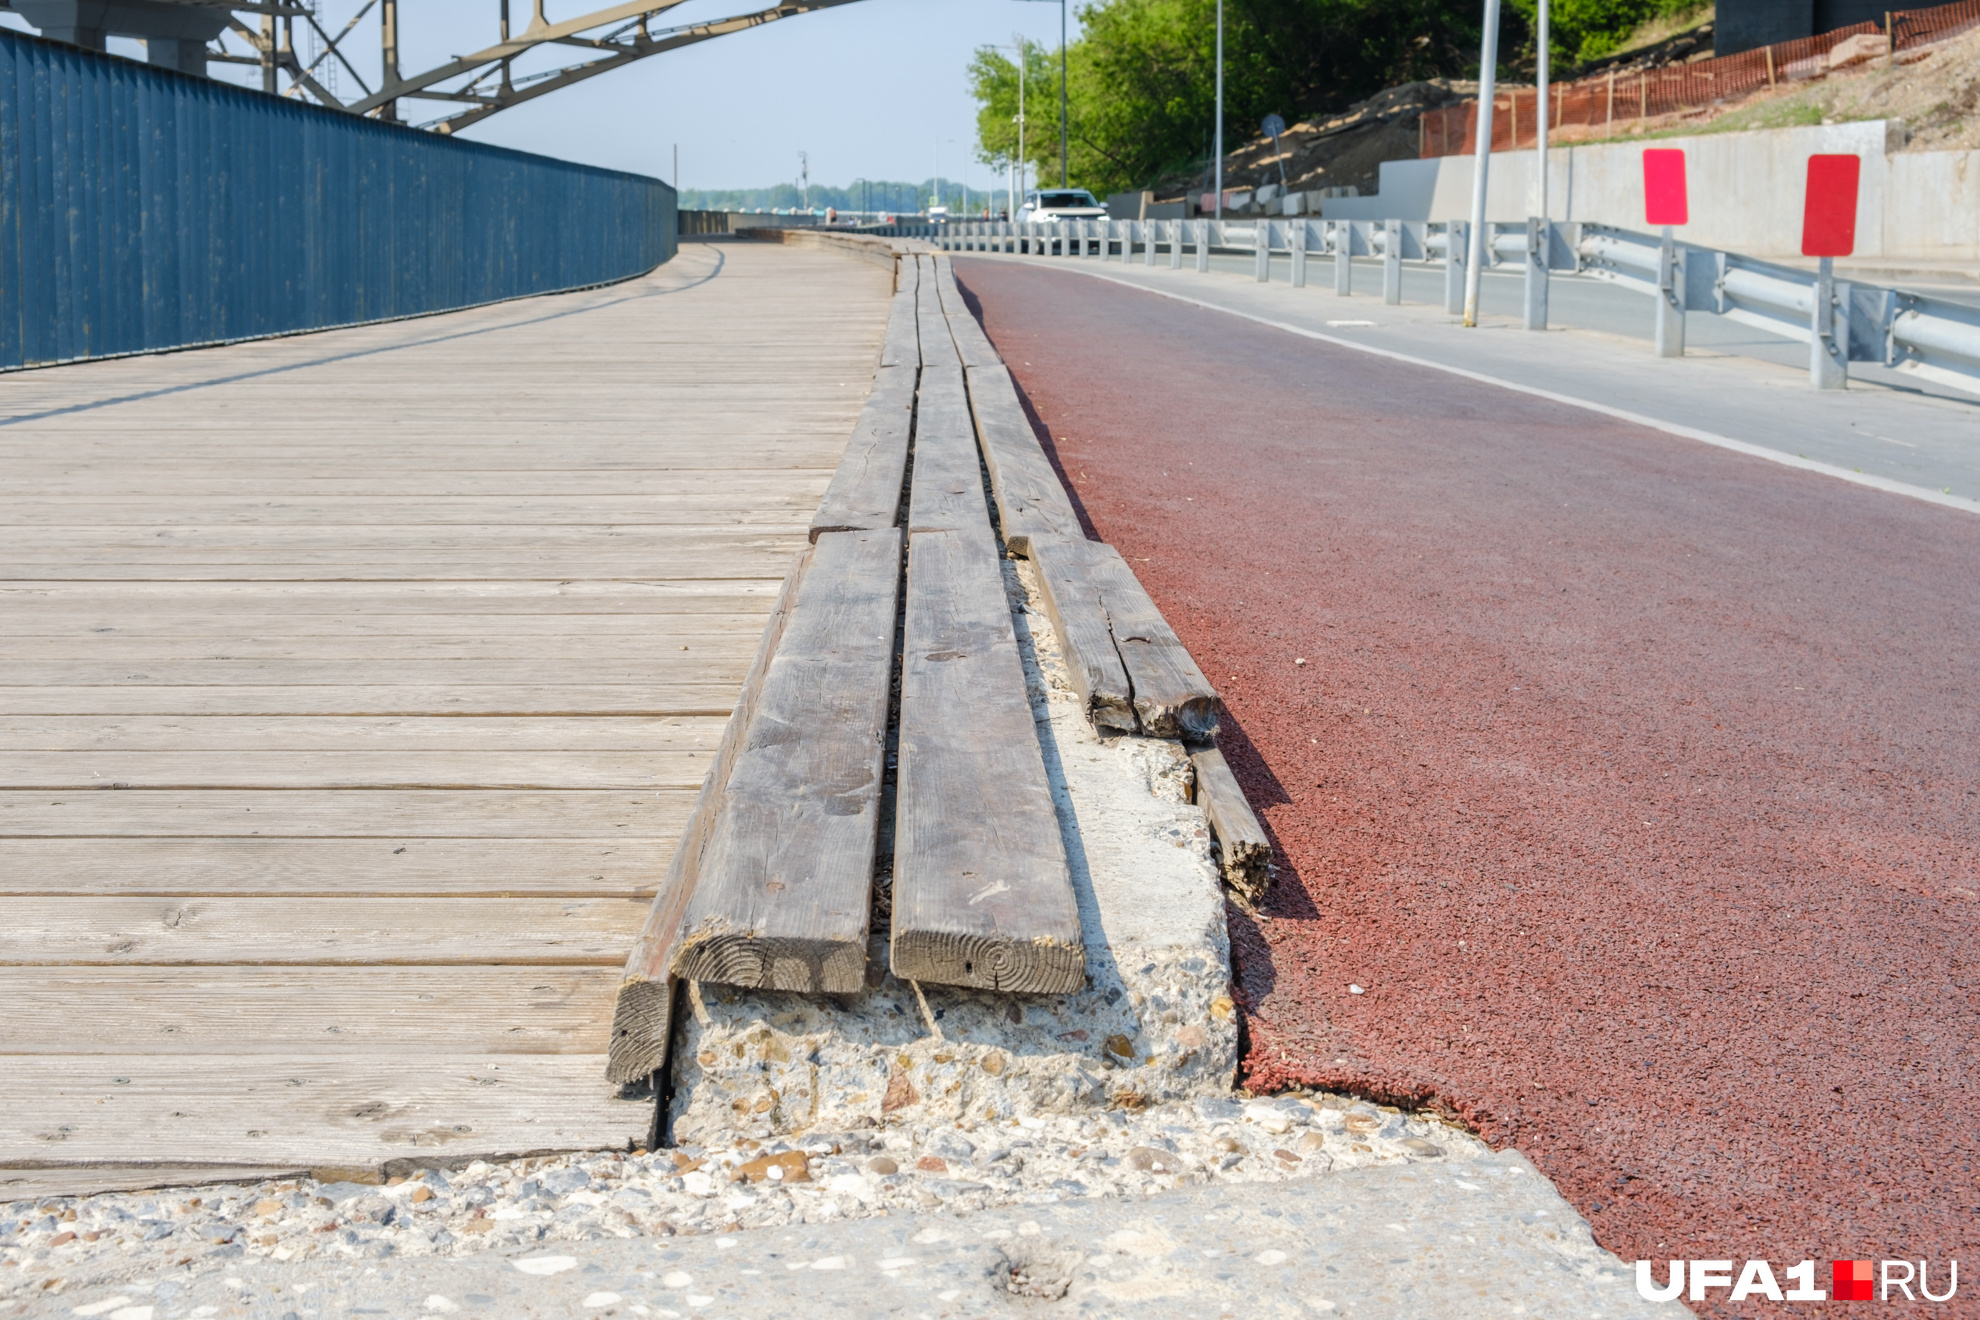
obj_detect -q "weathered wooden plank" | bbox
[1188,743,1272,903]
[879,257,920,369]
[965,363,1083,555]
[0,897,649,966]
[0,967,616,1053]
[891,528,1083,993]
[1025,533,1220,739]
[906,367,986,536]
[933,257,1003,370]
[0,838,663,897]
[0,580,781,615]
[3,634,758,662]
[0,1166,310,1201]
[0,659,751,687]
[672,529,899,994]
[0,1055,649,1171]
[916,255,962,371]
[1026,535,1138,734]
[808,365,914,540]
[0,554,802,582]
[0,715,725,752]
[0,750,707,790]
[607,545,813,1084]
[0,685,743,717]
[0,788,689,836]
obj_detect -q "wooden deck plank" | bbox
[0,789,689,836]
[0,237,893,1172]
[0,967,616,1053]
[879,256,921,369]
[672,528,900,994]
[1027,535,1139,734]
[916,256,962,371]
[905,367,984,536]
[0,1055,649,1171]
[890,527,1083,994]
[0,897,648,966]
[0,839,665,897]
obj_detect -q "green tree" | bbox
[972,0,1527,198]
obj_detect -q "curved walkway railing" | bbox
[0,29,675,371]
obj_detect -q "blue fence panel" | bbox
[0,27,675,370]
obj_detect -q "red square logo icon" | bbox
[1834,1259,1874,1301]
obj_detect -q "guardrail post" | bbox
[1144,220,1158,266]
[1811,257,1848,389]
[1382,219,1402,304]
[1255,222,1271,282]
[1444,221,1467,314]
[1291,221,1308,288]
[1524,217,1550,330]
[1168,221,1182,269]
[1195,220,1210,272]
[1655,227,1685,357]
[1333,223,1353,295]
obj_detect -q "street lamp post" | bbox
[1014,0,1067,187]
[1462,0,1502,327]
[1214,0,1224,219]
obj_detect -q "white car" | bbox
[1016,188,1107,224]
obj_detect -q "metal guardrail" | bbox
[930,216,1980,396]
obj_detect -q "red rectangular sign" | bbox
[1803,154,1861,257]
[1643,149,1688,226]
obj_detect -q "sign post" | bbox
[1642,148,1688,357]
[1803,153,1861,390]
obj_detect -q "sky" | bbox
[3,0,1081,190]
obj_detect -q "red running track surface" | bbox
[956,258,1980,1294]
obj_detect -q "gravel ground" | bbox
[2,1093,1484,1306]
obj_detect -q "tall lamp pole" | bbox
[1213,0,1224,218]
[1536,0,1550,221]
[1013,0,1067,186]
[1462,0,1502,327]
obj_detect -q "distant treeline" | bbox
[678,179,1014,214]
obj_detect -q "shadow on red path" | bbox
[957,257,1980,1301]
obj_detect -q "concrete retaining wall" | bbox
[1320,120,1976,261]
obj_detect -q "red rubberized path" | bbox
[958,258,1980,1299]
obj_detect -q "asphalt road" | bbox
[957,255,1980,1306]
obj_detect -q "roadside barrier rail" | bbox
[931,216,1980,396]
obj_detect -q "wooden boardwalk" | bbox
[0,240,892,1193]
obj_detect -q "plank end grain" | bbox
[605,544,814,1085]
[1187,743,1272,904]
[891,528,1084,994]
[668,529,901,995]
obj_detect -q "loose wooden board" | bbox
[607,546,814,1084]
[916,256,962,371]
[1025,534,1220,739]
[1026,535,1138,734]
[933,258,1003,370]
[965,364,1083,555]
[0,966,616,1053]
[809,365,914,540]
[891,528,1083,994]
[905,367,986,536]
[879,258,921,369]
[0,1055,649,1171]
[0,1166,311,1201]
[1186,743,1272,902]
[672,529,899,994]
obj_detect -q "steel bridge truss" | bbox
[206,0,861,133]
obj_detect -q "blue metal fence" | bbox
[0,28,676,371]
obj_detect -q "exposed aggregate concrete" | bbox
[1,1093,1488,1304]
